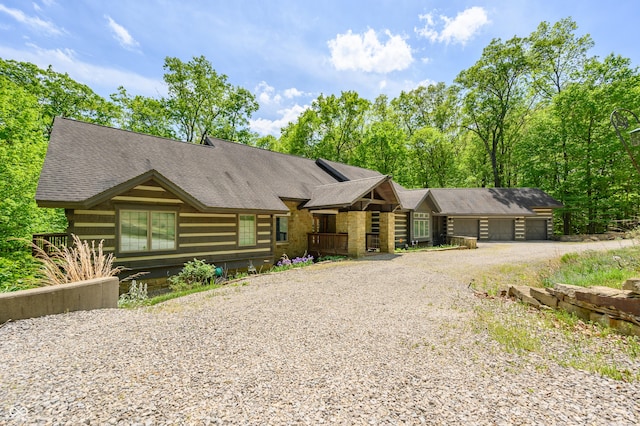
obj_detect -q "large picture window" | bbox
[276,216,288,242]
[413,212,429,239]
[238,214,256,246]
[120,210,176,252]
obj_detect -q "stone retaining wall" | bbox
[507,279,640,336]
[0,277,119,323]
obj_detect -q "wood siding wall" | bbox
[67,180,274,277]
[394,212,407,246]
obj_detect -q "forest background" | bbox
[1,18,639,288]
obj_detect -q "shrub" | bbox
[118,280,148,308]
[0,253,41,292]
[32,234,124,285]
[168,258,218,291]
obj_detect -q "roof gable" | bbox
[303,176,398,210]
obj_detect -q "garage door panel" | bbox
[489,219,514,240]
[454,219,479,238]
[526,219,547,240]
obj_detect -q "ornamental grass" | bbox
[32,234,125,285]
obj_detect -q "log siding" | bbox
[67,179,275,278]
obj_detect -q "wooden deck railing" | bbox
[308,233,348,256]
[32,233,69,256]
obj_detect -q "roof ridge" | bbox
[56,116,216,150]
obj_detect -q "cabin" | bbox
[35,118,563,278]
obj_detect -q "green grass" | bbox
[475,300,640,382]
[540,246,640,288]
[120,281,224,308]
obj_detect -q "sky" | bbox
[0,0,638,137]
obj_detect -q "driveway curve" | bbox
[1,240,638,425]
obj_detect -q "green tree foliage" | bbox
[455,36,532,187]
[110,86,176,138]
[0,76,66,255]
[0,58,118,133]
[162,55,259,144]
[279,91,370,163]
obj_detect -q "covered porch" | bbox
[303,176,399,258]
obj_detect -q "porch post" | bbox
[379,212,395,253]
[347,211,366,258]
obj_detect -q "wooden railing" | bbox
[32,233,69,256]
[308,233,348,256]
[366,233,380,252]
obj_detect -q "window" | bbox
[276,216,288,242]
[120,210,176,252]
[413,212,429,239]
[238,215,256,246]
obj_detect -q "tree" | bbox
[0,59,118,134]
[456,36,532,187]
[0,76,66,255]
[162,56,258,144]
[278,91,370,163]
[110,86,175,138]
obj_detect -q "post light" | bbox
[611,109,640,176]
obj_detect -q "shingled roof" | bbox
[304,175,392,209]
[427,188,563,216]
[36,118,389,212]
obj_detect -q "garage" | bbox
[488,219,515,240]
[453,218,479,238]
[525,219,547,240]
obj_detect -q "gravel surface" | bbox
[1,240,639,425]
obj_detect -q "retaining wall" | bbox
[0,277,119,323]
[507,279,640,337]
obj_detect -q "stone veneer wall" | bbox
[347,211,366,258]
[274,201,313,261]
[379,212,395,253]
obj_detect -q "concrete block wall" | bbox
[0,277,119,323]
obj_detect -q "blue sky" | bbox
[0,0,638,137]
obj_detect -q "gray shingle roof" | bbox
[392,182,429,211]
[428,188,563,216]
[304,176,391,209]
[36,118,386,212]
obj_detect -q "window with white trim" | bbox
[276,216,288,242]
[120,210,176,252]
[413,212,429,239]
[238,214,256,246]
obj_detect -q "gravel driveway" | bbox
[1,240,639,425]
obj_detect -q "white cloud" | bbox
[379,80,387,90]
[254,81,282,105]
[0,4,64,35]
[415,7,489,45]
[105,15,140,50]
[283,87,304,99]
[0,43,165,96]
[328,28,413,73]
[250,104,308,137]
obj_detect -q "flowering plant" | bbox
[274,253,314,270]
